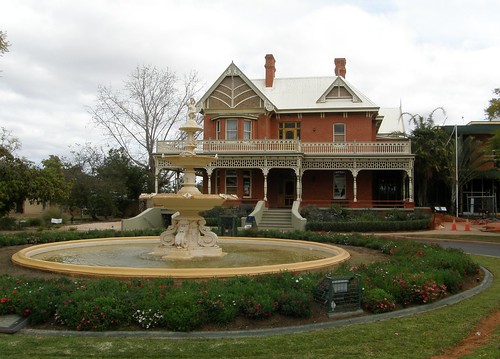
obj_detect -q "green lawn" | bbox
[0,255,498,358]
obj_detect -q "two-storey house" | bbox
[155,55,414,224]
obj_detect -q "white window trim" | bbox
[333,123,346,142]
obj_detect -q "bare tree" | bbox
[0,30,9,56]
[88,65,201,181]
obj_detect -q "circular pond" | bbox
[12,236,350,279]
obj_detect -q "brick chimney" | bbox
[265,54,276,87]
[334,58,346,78]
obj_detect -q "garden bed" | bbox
[0,230,482,332]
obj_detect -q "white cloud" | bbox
[0,0,499,163]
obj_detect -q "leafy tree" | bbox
[0,141,33,217]
[485,88,500,120]
[30,155,73,208]
[488,129,500,167]
[407,108,451,207]
[96,148,151,217]
[66,147,150,219]
[450,135,493,213]
[88,65,200,184]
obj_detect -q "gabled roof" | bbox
[199,61,380,114]
[378,107,406,135]
[197,62,274,112]
[252,76,379,113]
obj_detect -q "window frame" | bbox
[333,123,346,142]
[279,121,301,140]
[243,119,252,140]
[225,169,238,195]
[226,119,238,140]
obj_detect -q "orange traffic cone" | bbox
[451,219,457,231]
[464,219,470,231]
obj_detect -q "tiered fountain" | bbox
[147,98,236,259]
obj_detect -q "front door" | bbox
[278,177,296,208]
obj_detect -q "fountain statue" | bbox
[147,98,236,259]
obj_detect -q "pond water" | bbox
[31,243,331,269]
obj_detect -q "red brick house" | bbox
[154,55,414,227]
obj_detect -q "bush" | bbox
[0,216,17,230]
[362,288,396,313]
[56,296,127,331]
[132,308,164,329]
[277,291,313,317]
[163,291,207,331]
[305,218,430,232]
[196,281,238,325]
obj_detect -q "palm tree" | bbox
[408,108,450,207]
[451,134,494,214]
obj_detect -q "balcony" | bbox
[155,139,412,156]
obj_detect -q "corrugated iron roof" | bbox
[251,76,379,113]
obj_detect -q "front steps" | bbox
[258,209,294,231]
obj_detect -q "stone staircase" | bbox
[258,208,294,231]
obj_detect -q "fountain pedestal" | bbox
[148,195,230,259]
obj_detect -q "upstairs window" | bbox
[216,120,221,140]
[243,120,252,140]
[333,123,345,142]
[279,122,301,140]
[226,119,237,140]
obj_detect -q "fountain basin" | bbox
[162,155,216,168]
[12,237,350,279]
[151,193,227,212]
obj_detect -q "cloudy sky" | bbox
[1,0,499,164]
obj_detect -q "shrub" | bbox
[132,308,164,329]
[0,276,69,324]
[239,294,279,319]
[362,288,396,313]
[0,216,17,230]
[55,295,127,331]
[196,283,239,325]
[390,274,448,306]
[423,248,480,276]
[411,281,447,304]
[277,291,313,318]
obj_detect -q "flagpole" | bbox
[455,123,459,217]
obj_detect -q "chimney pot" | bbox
[265,54,276,87]
[334,58,346,78]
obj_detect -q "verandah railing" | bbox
[156,139,411,155]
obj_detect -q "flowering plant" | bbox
[362,288,396,313]
[132,309,163,329]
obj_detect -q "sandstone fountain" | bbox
[145,97,236,259]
